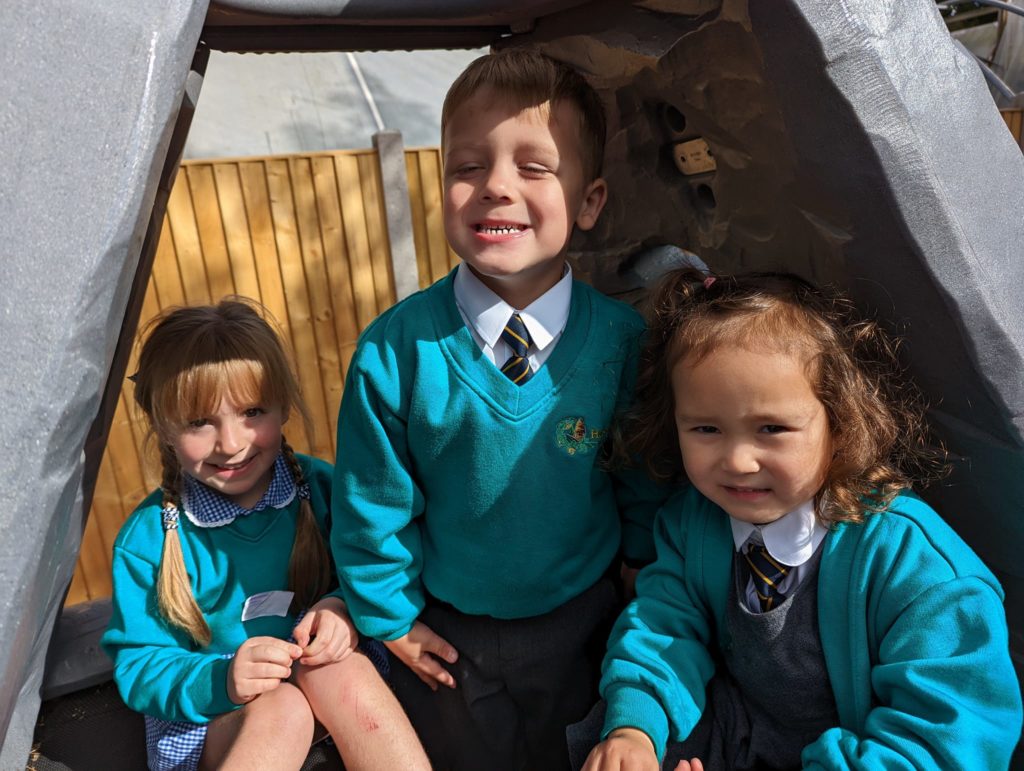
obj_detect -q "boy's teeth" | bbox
[478,224,523,234]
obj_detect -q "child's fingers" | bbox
[299,614,359,665]
[299,628,335,664]
[241,636,303,665]
[384,624,458,688]
[422,628,459,665]
[300,642,353,667]
[410,654,456,691]
[228,649,294,704]
[233,673,289,703]
[673,760,703,771]
[291,612,315,648]
[240,661,295,682]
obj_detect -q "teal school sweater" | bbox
[102,454,336,724]
[332,270,660,640]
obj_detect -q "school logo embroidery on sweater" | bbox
[555,417,605,456]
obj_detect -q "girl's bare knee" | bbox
[249,682,315,735]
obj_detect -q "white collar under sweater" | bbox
[728,499,826,567]
[453,262,572,368]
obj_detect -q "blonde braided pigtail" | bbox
[281,439,332,612]
[155,443,212,648]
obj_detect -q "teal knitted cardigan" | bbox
[601,486,1022,769]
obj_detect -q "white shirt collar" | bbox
[728,500,826,567]
[453,262,572,352]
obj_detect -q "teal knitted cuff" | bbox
[601,683,670,761]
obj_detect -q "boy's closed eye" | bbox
[449,163,484,178]
[519,163,553,177]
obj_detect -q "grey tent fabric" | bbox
[2,0,1023,768]
[0,1,209,765]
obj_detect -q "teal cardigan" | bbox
[601,486,1022,769]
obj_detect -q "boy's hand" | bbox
[227,636,302,705]
[582,728,660,771]
[384,620,459,691]
[292,596,359,666]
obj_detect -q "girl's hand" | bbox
[383,620,458,690]
[292,596,359,666]
[227,636,303,705]
[582,728,660,771]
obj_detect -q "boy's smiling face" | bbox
[442,88,607,308]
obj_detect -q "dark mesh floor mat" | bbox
[30,681,146,771]
[30,680,344,770]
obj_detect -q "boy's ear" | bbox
[575,177,608,231]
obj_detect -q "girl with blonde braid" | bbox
[102,299,429,771]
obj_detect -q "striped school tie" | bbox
[743,541,789,612]
[500,313,533,385]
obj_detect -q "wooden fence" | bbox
[67,147,458,605]
[1003,108,1023,149]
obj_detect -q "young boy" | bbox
[331,49,660,770]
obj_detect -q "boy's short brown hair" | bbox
[441,48,607,182]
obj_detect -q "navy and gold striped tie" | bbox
[500,313,533,385]
[743,541,789,612]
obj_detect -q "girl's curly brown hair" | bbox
[613,268,947,524]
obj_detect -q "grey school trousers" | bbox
[388,577,621,771]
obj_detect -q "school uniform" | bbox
[593,486,1022,770]
[331,264,661,769]
[102,455,344,771]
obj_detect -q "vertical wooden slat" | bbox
[418,150,454,283]
[65,562,91,607]
[213,163,261,300]
[405,152,433,288]
[188,164,234,301]
[1002,108,1023,148]
[288,156,341,460]
[264,159,322,457]
[76,456,124,600]
[238,161,288,320]
[130,281,163,492]
[357,152,397,312]
[166,167,211,305]
[312,156,359,448]
[149,214,186,309]
[336,155,380,329]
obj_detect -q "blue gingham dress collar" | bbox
[180,453,296,528]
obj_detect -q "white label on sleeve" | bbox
[241,590,294,622]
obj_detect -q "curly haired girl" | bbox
[577,270,1021,770]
